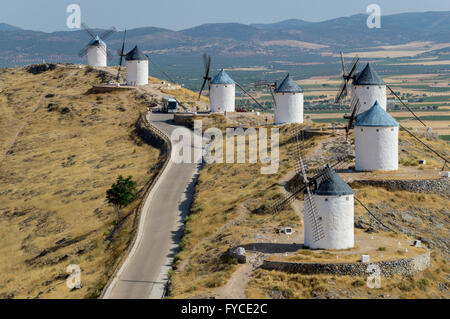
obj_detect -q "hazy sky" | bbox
[1,0,449,32]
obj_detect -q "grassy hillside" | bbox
[0,64,162,298]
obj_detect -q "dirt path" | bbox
[215,263,253,299]
[215,253,266,299]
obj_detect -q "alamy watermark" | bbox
[66,4,81,29]
[171,121,279,175]
[366,264,381,289]
[66,264,82,289]
[366,4,381,29]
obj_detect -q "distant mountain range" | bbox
[0,23,21,31]
[1,11,449,66]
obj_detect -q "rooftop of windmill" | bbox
[314,170,354,196]
[210,69,235,84]
[125,45,149,61]
[274,74,303,93]
[353,63,386,86]
[355,101,399,127]
[88,35,106,47]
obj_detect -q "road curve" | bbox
[103,112,202,299]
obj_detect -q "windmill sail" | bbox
[295,127,325,242]
[198,53,211,99]
[335,53,359,104]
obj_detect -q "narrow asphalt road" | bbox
[103,112,203,299]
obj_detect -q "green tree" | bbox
[106,175,137,220]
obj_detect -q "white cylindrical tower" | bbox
[273,74,304,125]
[210,69,235,113]
[304,170,354,250]
[87,36,107,67]
[351,63,387,114]
[125,45,149,86]
[355,101,399,171]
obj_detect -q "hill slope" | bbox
[0,64,163,298]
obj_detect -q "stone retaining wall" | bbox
[135,114,170,153]
[261,251,430,277]
[351,179,450,196]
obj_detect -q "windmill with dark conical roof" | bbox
[273,74,304,125]
[304,166,355,249]
[268,127,358,249]
[125,45,149,86]
[351,63,387,114]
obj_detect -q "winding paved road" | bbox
[103,112,203,299]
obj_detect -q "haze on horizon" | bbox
[1,0,449,32]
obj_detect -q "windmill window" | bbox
[376,129,379,132]
[367,86,369,89]
[364,102,367,104]
[391,128,394,131]
[361,129,364,132]
[324,198,328,201]
[346,196,349,200]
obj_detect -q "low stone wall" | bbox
[173,114,195,127]
[351,179,450,196]
[261,251,430,277]
[135,114,170,153]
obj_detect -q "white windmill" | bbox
[78,23,116,67]
[354,100,399,171]
[335,54,386,113]
[335,52,420,118]
[198,54,235,113]
[273,74,304,125]
[304,167,355,250]
[268,129,358,250]
[351,63,387,113]
[125,45,149,86]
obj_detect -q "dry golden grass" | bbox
[353,185,449,213]
[246,250,449,299]
[397,130,449,168]
[0,65,161,298]
[269,231,427,264]
[160,87,209,110]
